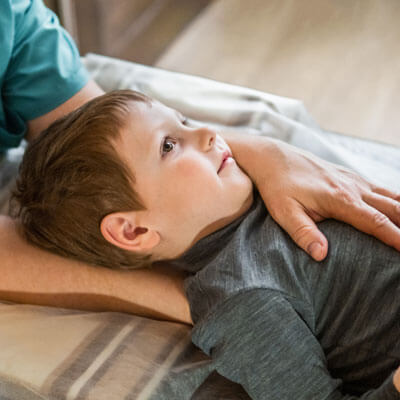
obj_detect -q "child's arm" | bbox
[221,130,400,261]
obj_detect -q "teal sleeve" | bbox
[0,0,89,150]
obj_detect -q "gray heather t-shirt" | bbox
[172,189,400,399]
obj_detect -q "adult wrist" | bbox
[220,130,279,186]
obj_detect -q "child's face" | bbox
[112,100,254,260]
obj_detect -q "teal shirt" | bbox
[0,0,89,151]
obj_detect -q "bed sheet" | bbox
[0,53,399,400]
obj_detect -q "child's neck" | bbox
[155,188,256,263]
[188,189,255,251]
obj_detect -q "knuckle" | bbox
[395,201,400,215]
[338,167,362,184]
[371,212,389,229]
[292,224,314,245]
[341,167,357,179]
[332,186,355,205]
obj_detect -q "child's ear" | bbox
[100,212,160,253]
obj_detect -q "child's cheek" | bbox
[176,158,211,180]
[174,159,216,195]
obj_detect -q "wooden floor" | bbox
[157,0,400,147]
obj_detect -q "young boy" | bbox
[10,90,400,399]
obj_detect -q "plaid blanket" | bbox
[0,54,399,400]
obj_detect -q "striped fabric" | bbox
[0,54,399,399]
[0,302,222,399]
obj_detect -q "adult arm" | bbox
[194,289,400,399]
[0,216,191,324]
[220,130,400,261]
[2,0,194,324]
[26,79,104,141]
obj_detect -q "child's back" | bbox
[172,189,400,399]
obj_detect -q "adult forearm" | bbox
[0,216,192,324]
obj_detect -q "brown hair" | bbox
[10,89,154,270]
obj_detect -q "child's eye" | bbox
[161,137,177,157]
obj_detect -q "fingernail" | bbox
[308,242,322,260]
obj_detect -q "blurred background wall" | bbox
[43,0,210,65]
[44,0,400,147]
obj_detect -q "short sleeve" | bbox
[192,289,400,400]
[0,0,89,150]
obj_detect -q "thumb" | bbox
[270,200,329,261]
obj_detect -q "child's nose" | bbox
[196,126,216,151]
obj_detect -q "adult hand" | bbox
[254,139,400,261]
[223,131,400,261]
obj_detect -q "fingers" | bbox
[270,200,329,262]
[371,185,400,202]
[362,192,400,226]
[339,201,400,252]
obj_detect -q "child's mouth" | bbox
[218,155,233,173]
